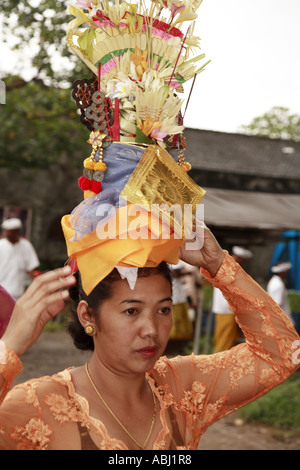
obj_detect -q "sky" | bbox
[1,0,300,134]
[183,0,300,132]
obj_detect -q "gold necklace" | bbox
[85,362,157,450]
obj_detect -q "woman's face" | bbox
[92,273,173,375]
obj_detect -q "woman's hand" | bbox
[2,266,76,357]
[179,223,225,277]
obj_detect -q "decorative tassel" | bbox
[178,149,191,172]
[78,176,103,194]
[91,181,102,193]
[78,175,92,191]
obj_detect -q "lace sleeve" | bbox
[165,252,300,443]
[201,251,299,378]
[0,344,55,450]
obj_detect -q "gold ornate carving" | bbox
[120,145,205,238]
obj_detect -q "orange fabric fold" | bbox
[62,203,185,294]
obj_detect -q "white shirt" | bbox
[212,287,233,314]
[170,260,188,305]
[267,274,293,322]
[0,238,39,298]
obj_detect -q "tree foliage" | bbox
[0,76,90,169]
[241,106,300,142]
[0,1,93,169]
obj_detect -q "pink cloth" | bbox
[0,286,15,337]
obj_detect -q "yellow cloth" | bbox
[169,302,193,340]
[62,145,206,295]
[62,203,184,295]
[213,313,238,352]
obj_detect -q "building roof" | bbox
[184,128,300,180]
[203,188,300,230]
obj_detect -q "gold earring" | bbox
[84,324,95,336]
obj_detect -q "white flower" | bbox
[106,77,133,99]
[75,0,91,9]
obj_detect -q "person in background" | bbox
[180,260,202,324]
[166,260,193,355]
[177,260,203,343]
[0,218,40,299]
[267,262,294,324]
[212,246,253,352]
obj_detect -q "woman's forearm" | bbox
[201,252,299,374]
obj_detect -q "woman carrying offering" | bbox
[0,226,299,450]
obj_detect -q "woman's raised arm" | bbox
[0,266,76,405]
[2,266,76,357]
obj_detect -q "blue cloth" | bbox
[70,143,145,239]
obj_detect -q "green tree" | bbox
[0,2,93,169]
[0,75,89,169]
[240,106,300,142]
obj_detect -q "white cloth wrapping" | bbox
[267,274,294,324]
[115,266,139,290]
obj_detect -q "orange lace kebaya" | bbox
[0,253,299,450]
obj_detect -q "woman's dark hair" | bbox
[68,262,173,351]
